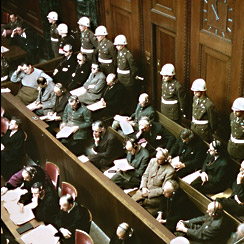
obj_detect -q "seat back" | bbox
[61,181,78,200]
[2,12,9,24]
[46,162,60,191]
[1,117,9,136]
[75,229,94,244]
[1,107,5,117]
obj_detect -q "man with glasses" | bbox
[67,52,91,91]
[53,44,77,88]
[11,62,53,105]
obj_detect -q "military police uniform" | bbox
[80,29,98,63]
[50,22,60,58]
[191,95,217,142]
[97,38,117,76]
[161,78,185,122]
[227,112,244,161]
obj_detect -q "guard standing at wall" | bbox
[190,78,218,142]
[160,63,185,123]
[227,97,244,162]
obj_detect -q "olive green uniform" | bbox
[191,95,217,142]
[80,29,98,63]
[161,78,185,122]
[50,22,60,58]
[227,113,244,161]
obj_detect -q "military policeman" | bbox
[77,17,98,63]
[227,97,244,162]
[114,34,138,111]
[57,23,76,55]
[47,11,60,58]
[94,25,117,76]
[160,63,185,123]
[191,78,217,142]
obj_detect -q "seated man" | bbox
[59,95,92,155]
[1,117,25,181]
[132,147,175,216]
[71,63,106,105]
[10,24,39,64]
[156,180,199,232]
[19,182,59,225]
[91,73,125,121]
[191,140,229,194]
[2,13,23,37]
[27,77,56,116]
[53,44,77,88]
[136,116,176,156]
[54,194,90,244]
[11,63,53,105]
[112,93,156,133]
[227,223,244,244]
[67,52,91,91]
[169,129,208,178]
[1,165,53,205]
[176,201,231,244]
[111,139,150,189]
[109,222,141,244]
[217,161,244,217]
[83,121,124,170]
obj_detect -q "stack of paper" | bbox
[114,115,134,135]
[21,224,59,244]
[87,101,106,111]
[56,126,77,139]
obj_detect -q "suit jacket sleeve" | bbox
[87,73,106,94]
[10,70,25,83]
[78,107,92,129]
[140,159,152,189]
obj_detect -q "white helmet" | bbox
[114,35,127,45]
[77,17,90,27]
[95,25,108,36]
[57,23,68,34]
[47,11,58,21]
[160,63,176,76]
[232,97,244,111]
[191,78,207,91]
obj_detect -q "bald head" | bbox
[139,93,149,107]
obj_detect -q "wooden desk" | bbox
[1,201,43,244]
[1,37,27,63]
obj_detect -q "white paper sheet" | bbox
[56,126,76,139]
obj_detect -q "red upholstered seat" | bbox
[1,107,5,117]
[46,162,60,191]
[61,181,78,200]
[75,229,94,244]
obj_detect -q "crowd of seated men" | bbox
[2,11,244,243]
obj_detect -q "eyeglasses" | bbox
[63,50,70,53]
[77,59,83,61]
[92,67,98,69]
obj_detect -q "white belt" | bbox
[117,68,130,74]
[161,97,178,104]
[81,47,94,53]
[51,37,59,42]
[98,57,112,63]
[192,117,209,125]
[231,135,244,144]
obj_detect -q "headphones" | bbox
[128,139,138,149]
[211,139,221,154]
[24,166,37,179]
[118,223,134,238]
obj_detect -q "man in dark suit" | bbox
[156,180,199,232]
[53,44,77,88]
[86,121,124,170]
[136,116,176,156]
[111,139,150,189]
[176,201,231,244]
[1,117,25,181]
[10,24,39,64]
[169,129,208,178]
[54,194,90,244]
[92,73,125,121]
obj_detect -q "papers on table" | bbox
[87,101,106,111]
[40,112,61,121]
[182,170,201,184]
[26,102,37,111]
[114,115,134,135]
[70,86,86,96]
[56,126,77,139]
[104,159,134,179]
[21,224,59,244]
[78,155,89,163]
[2,188,34,225]
[1,88,11,93]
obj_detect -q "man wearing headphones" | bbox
[156,180,198,232]
[176,201,230,244]
[132,147,175,216]
[111,138,150,189]
[169,128,208,178]
[191,140,229,194]
[84,120,124,170]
